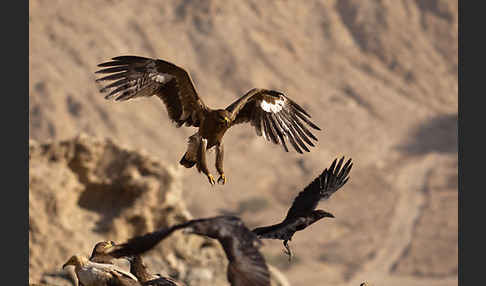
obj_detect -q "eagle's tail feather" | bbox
[180,153,196,168]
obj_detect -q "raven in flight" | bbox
[95,56,320,185]
[252,156,353,260]
[107,216,271,286]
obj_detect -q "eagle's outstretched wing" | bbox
[95,56,208,127]
[283,157,353,221]
[226,88,320,154]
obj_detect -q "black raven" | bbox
[108,216,271,286]
[252,156,353,260]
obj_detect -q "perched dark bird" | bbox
[95,56,320,185]
[62,255,140,286]
[89,241,179,286]
[125,255,180,286]
[108,216,271,286]
[90,240,118,264]
[252,157,353,260]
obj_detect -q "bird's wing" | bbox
[284,157,353,221]
[143,276,179,286]
[95,55,209,127]
[225,225,271,286]
[226,88,320,153]
[86,261,139,282]
[108,223,189,258]
[107,274,142,286]
[251,222,285,239]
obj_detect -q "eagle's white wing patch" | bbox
[260,98,285,113]
[149,73,174,84]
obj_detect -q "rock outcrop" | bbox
[29,134,289,286]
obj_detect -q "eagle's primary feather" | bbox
[96,56,320,185]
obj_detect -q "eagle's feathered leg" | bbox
[216,143,226,185]
[283,240,292,262]
[180,134,199,168]
[197,138,215,185]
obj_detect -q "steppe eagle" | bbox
[95,56,320,185]
[90,240,179,286]
[62,254,140,286]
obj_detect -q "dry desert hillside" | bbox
[29,1,458,285]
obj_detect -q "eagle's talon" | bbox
[217,174,226,185]
[207,174,216,185]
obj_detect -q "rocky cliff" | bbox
[29,135,289,286]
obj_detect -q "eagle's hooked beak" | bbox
[104,241,114,249]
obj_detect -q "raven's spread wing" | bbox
[226,88,320,153]
[284,157,353,221]
[226,242,270,286]
[221,220,270,286]
[182,216,270,286]
[95,56,208,127]
[107,223,189,258]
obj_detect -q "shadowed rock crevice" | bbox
[396,113,457,155]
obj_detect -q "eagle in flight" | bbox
[252,157,353,260]
[95,56,320,185]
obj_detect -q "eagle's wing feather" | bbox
[96,56,208,127]
[226,88,320,153]
[283,157,353,221]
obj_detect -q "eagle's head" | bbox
[215,109,231,126]
[90,240,115,259]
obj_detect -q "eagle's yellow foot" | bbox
[207,174,216,185]
[217,173,226,185]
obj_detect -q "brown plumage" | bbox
[107,216,271,286]
[89,241,180,286]
[62,255,140,286]
[89,240,119,264]
[125,255,180,286]
[252,157,353,260]
[95,56,320,185]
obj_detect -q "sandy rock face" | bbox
[29,135,288,286]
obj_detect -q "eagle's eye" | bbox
[218,115,229,123]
